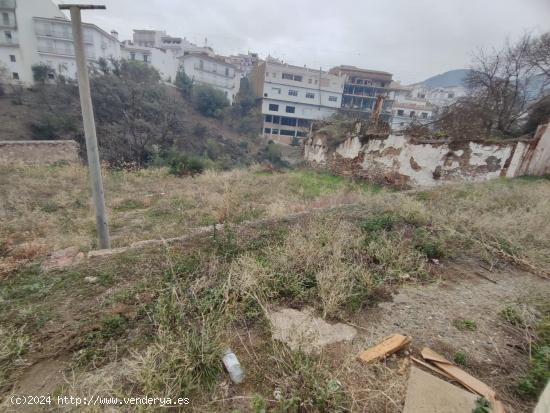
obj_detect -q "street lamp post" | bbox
[59,4,110,249]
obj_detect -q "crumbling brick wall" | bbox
[303,122,550,188]
[0,140,80,165]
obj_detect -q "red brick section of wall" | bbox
[0,140,80,165]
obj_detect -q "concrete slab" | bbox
[403,367,477,413]
[267,307,357,354]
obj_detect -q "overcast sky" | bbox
[55,0,550,84]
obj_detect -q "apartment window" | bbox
[397,109,404,116]
[9,54,15,62]
[143,54,148,62]
[293,75,302,81]
[305,92,315,99]
[264,93,268,97]
[265,115,273,122]
[264,128,271,134]
[47,72,55,79]
[199,60,204,69]
[409,111,416,118]
[280,129,295,136]
[288,89,298,96]
[281,117,297,126]
[421,112,428,119]
[282,73,293,80]
[328,96,337,102]
[271,87,281,94]
[130,52,135,60]
[272,129,279,134]
[417,93,425,99]
[448,93,454,98]
[225,68,229,76]
[5,30,12,40]
[272,116,280,124]
[2,12,9,25]
[297,131,306,137]
[268,103,279,111]
[285,106,295,113]
[12,72,18,80]
[308,78,312,84]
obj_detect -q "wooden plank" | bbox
[421,347,453,365]
[411,356,456,381]
[357,334,411,364]
[421,347,496,400]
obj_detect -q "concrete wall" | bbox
[0,140,80,165]
[304,122,550,188]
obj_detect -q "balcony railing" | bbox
[0,0,16,9]
[35,27,93,43]
[37,44,96,59]
[193,64,235,79]
[0,37,17,46]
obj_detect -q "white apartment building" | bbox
[178,52,241,104]
[0,0,120,85]
[250,59,345,145]
[409,84,466,107]
[390,83,436,131]
[121,41,178,82]
[226,52,259,77]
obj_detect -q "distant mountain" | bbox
[415,69,471,89]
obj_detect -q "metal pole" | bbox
[64,5,110,249]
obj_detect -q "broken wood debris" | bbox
[357,333,411,364]
[419,347,506,413]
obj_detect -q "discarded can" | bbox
[222,348,244,384]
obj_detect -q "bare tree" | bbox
[465,35,536,136]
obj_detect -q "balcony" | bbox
[37,44,96,59]
[0,0,15,9]
[35,27,93,44]
[193,64,235,79]
[0,37,17,46]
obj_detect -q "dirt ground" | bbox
[323,257,549,413]
[4,255,547,413]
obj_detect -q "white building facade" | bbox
[121,42,178,82]
[0,0,120,85]
[250,59,345,144]
[178,52,241,104]
[390,84,437,131]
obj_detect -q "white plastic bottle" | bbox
[222,348,244,384]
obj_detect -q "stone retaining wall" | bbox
[0,140,80,165]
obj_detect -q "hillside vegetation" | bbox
[0,165,549,412]
[0,60,263,168]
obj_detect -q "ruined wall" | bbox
[0,140,80,165]
[304,122,550,188]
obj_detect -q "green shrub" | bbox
[453,319,477,331]
[517,315,550,399]
[500,305,524,326]
[360,213,401,233]
[454,351,466,365]
[31,63,55,83]
[413,227,446,259]
[193,84,229,118]
[167,153,206,176]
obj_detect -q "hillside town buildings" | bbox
[0,0,120,85]
[0,0,245,101]
[329,65,395,122]
[0,0,467,138]
[249,58,345,144]
[178,52,242,104]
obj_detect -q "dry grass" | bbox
[1,165,549,411]
[0,164,377,275]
